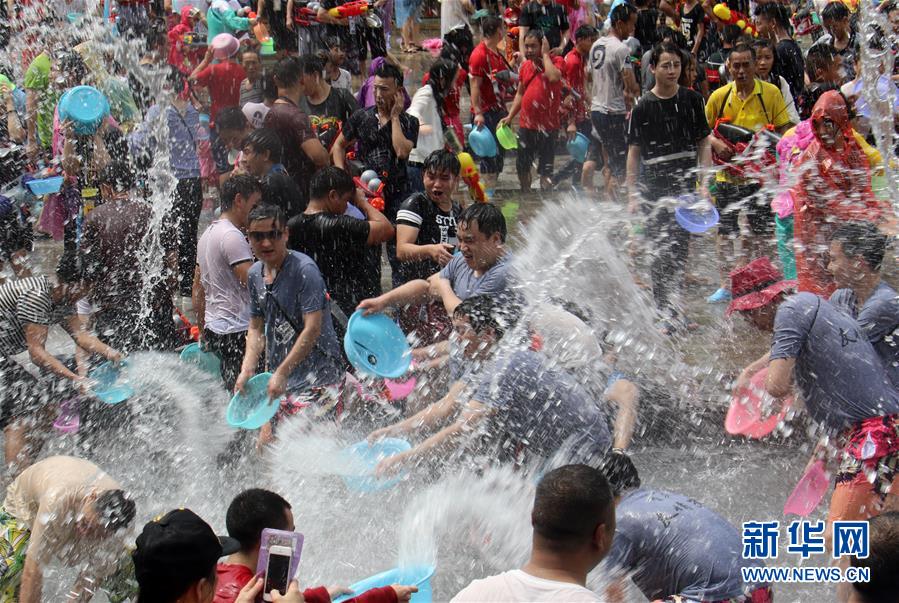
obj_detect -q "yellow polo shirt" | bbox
[706,79,792,183]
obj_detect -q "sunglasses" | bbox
[248,230,283,242]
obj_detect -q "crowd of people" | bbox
[0,0,898,600]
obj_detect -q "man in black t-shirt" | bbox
[297,55,359,152]
[287,167,394,320]
[395,150,463,284]
[519,0,569,57]
[240,128,306,219]
[626,42,711,327]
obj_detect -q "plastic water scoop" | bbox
[674,194,720,234]
[226,372,283,429]
[566,132,589,163]
[90,361,134,405]
[468,126,498,158]
[179,342,222,378]
[725,367,793,439]
[344,311,412,379]
[332,565,435,603]
[341,438,412,493]
[783,460,829,517]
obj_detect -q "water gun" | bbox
[328,0,369,18]
[354,169,386,211]
[294,2,322,24]
[712,3,757,36]
[457,152,487,204]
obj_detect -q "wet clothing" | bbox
[287,211,374,318]
[342,107,419,220]
[264,100,319,211]
[262,164,306,219]
[0,277,71,357]
[395,193,462,283]
[518,56,565,131]
[590,34,633,115]
[196,218,253,335]
[835,414,899,499]
[214,562,400,603]
[679,2,703,52]
[773,39,804,100]
[453,570,601,602]
[791,92,886,298]
[439,253,513,301]
[473,350,612,464]
[517,128,558,178]
[247,251,343,393]
[831,282,899,389]
[770,292,899,433]
[468,42,506,114]
[3,456,123,570]
[604,488,766,601]
[194,61,246,125]
[0,508,29,599]
[519,1,569,50]
[627,87,710,199]
[299,87,359,152]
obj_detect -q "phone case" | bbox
[256,529,305,581]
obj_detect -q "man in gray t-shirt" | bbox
[589,3,639,185]
[603,488,768,601]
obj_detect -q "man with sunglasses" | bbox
[237,205,343,445]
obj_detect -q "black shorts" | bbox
[714,182,772,236]
[516,128,558,177]
[356,25,387,61]
[591,111,628,179]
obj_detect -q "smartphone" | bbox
[263,545,292,602]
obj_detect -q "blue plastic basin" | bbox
[344,311,411,379]
[227,372,282,429]
[90,361,133,405]
[26,176,64,196]
[179,343,222,377]
[674,195,719,233]
[58,86,110,135]
[341,438,412,493]
[333,565,435,603]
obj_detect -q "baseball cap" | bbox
[133,509,240,599]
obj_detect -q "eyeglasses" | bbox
[248,230,283,242]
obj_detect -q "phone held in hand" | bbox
[256,529,305,602]
[264,545,293,601]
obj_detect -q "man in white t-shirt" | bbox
[590,2,639,198]
[452,464,615,602]
[193,174,262,391]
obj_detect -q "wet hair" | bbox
[99,158,136,192]
[650,41,683,67]
[374,61,404,87]
[427,58,458,98]
[721,24,744,46]
[729,42,756,61]
[453,295,519,339]
[610,2,637,25]
[299,54,325,76]
[575,24,599,41]
[95,489,136,532]
[821,1,850,22]
[216,106,248,132]
[832,222,889,272]
[598,450,641,496]
[754,2,790,29]
[480,15,504,38]
[532,464,613,551]
[805,44,837,81]
[309,166,355,200]
[273,55,303,89]
[423,149,461,176]
[244,128,283,165]
[850,512,899,602]
[444,23,475,64]
[459,203,507,243]
[58,52,87,85]
[524,28,544,42]
[220,174,262,212]
[262,68,278,102]
[248,203,287,230]
[226,488,292,551]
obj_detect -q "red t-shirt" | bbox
[468,41,505,114]
[213,563,400,603]
[518,56,565,131]
[562,49,588,122]
[195,61,247,123]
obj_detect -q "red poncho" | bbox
[791,90,888,297]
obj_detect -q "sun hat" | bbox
[726,257,797,316]
[211,33,240,60]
